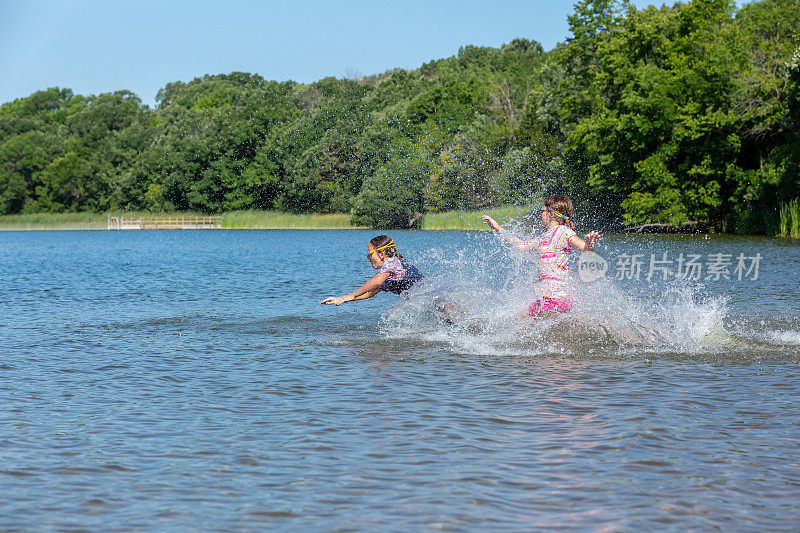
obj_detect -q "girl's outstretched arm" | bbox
[568,231,602,252]
[350,289,381,301]
[320,272,391,306]
[481,215,537,251]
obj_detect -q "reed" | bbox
[221,210,362,229]
[0,212,108,230]
[419,204,539,230]
[0,207,545,231]
[778,198,800,238]
[0,211,214,230]
[0,203,588,230]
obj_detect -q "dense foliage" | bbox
[1,0,798,232]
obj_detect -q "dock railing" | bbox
[108,214,222,230]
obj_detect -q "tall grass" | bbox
[419,204,539,230]
[222,210,362,229]
[0,211,218,230]
[0,207,538,231]
[0,212,109,230]
[778,198,800,238]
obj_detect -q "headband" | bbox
[369,241,395,253]
[543,206,571,222]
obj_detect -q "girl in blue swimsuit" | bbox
[320,235,423,306]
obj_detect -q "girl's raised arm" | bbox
[320,271,391,306]
[568,231,602,252]
[482,215,537,251]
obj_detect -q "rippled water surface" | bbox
[1,230,799,530]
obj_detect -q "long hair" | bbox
[369,235,405,260]
[544,195,575,230]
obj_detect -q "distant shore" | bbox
[4,208,793,236]
[0,211,355,231]
[0,206,538,232]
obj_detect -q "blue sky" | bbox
[0,0,743,107]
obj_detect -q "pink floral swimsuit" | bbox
[529,224,577,316]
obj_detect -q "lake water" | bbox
[1,229,799,530]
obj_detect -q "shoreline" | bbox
[0,210,794,236]
[0,211,360,231]
[0,206,540,232]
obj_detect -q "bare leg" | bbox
[434,298,464,324]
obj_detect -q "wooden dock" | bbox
[107,215,222,230]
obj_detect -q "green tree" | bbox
[726,0,800,231]
[351,137,428,228]
[564,0,745,225]
[0,130,63,213]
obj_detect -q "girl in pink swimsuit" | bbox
[482,195,602,319]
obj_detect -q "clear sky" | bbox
[0,0,743,107]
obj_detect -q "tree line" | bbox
[1,0,798,232]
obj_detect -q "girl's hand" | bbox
[482,215,501,231]
[320,296,347,306]
[584,231,602,247]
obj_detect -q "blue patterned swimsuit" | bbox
[378,257,423,294]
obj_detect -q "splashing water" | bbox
[380,233,737,357]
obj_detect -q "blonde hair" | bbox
[544,195,575,230]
